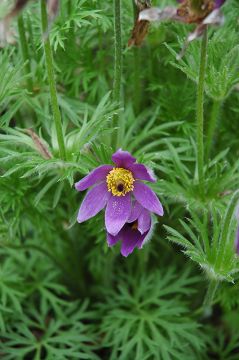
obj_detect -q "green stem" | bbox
[17,14,33,92]
[132,0,140,114]
[67,0,72,15]
[203,280,218,309]
[205,100,221,160]
[27,13,36,61]
[113,0,122,146]
[40,0,66,160]
[196,28,208,196]
[133,48,141,114]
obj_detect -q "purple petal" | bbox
[75,165,113,191]
[112,149,136,168]
[129,163,156,182]
[107,232,120,247]
[77,183,110,223]
[120,227,145,257]
[202,9,224,26]
[133,181,164,216]
[139,7,177,22]
[128,200,143,223]
[105,194,131,236]
[140,223,154,248]
[215,0,226,8]
[235,226,239,255]
[138,209,151,234]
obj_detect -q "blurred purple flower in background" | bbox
[75,149,163,256]
[0,0,59,47]
[235,206,239,255]
[139,0,226,57]
[235,227,239,255]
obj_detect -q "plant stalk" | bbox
[132,0,141,114]
[17,14,33,92]
[196,28,208,196]
[40,0,66,160]
[205,99,221,160]
[113,0,122,146]
[203,280,218,310]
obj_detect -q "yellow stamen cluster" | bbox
[106,168,135,196]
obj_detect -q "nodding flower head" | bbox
[75,149,164,255]
[107,200,154,257]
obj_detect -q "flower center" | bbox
[131,221,138,231]
[106,168,135,196]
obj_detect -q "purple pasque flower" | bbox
[75,149,163,238]
[107,200,154,257]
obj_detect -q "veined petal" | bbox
[105,194,131,236]
[128,200,143,223]
[129,163,156,182]
[75,165,113,191]
[107,232,120,247]
[77,183,110,223]
[138,209,151,234]
[133,181,164,216]
[112,149,136,168]
[120,227,145,257]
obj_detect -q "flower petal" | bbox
[138,209,151,234]
[75,165,113,191]
[128,200,143,223]
[105,194,131,236]
[235,226,239,255]
[107,232,120,247]
[120,227,145,257]
[139,7,177,22]
[133,181,164,216]
[202,8,224,26]
[77,183,110,223]
[112,149,136,168]
[215,0,226,8]
[129,163,156,182]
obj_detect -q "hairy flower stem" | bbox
[132,0,141,114]
[17,14,33,92]
[196,28,207,196]
[205,100,221,160]
[113,0,122,147]
[203,280,218,310]
[40,0,66,160]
